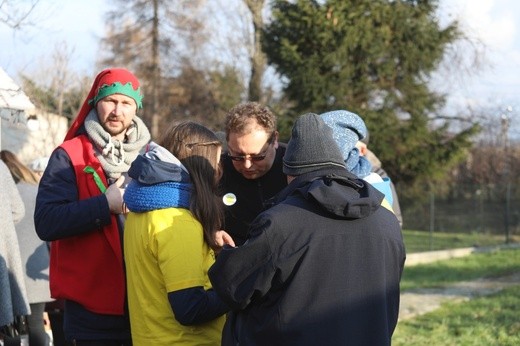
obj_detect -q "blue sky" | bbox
[1,0,519,120]
[436,0,520,114]
[0,0,105,76]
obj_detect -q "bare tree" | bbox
[243,0,266,102]
[150,0,160,138]
[99,0,210,138]
[22,41,88,119]
[50,41,74,117]
[0,0,39,29]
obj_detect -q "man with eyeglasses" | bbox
[209,113,404,346]
[219,102,288,245]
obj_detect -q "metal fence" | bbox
[400,182,519,243]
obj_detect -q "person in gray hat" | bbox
[209,113,406,346]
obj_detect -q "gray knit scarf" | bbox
[84,109,151,179]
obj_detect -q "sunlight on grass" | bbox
[401,247,520,291]
[393,286,520,346]
[394,247,520,345]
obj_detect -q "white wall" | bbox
[1,109,68,164]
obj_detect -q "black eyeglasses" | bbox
[227,133,275,162]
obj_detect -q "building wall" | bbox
[1,109,68,164]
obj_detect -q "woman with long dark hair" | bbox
[123,121,233,345]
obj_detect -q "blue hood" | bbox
[124,142,192,212]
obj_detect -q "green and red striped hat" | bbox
[64,68,143,141]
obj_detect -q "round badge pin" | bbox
[222,193,237,206]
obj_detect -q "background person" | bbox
[123,121,230,345]
[209,113,405,346]
[219,102,287,245]
[321,109,396,213]
[0,159,30,345]
[34,68,151,345]
[1,150,53,346]
[360,132,403,227]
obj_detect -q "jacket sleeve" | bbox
[167,287,229,326]
[1,161,25,224]
[389,179,403,227]
[208,217,276,310]
[34,148,112,241]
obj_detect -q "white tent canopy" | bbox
[0,66,35,150]
[0,66,35,117]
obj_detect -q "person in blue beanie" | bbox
[321,109,396,213]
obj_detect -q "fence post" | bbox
[501,111,511,244]
[505,182,511,244]
[429,186,435,251]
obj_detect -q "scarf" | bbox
[124,143,192,212]
[345,149,372,179]
[124,181,192,212]
[84,109,151,179]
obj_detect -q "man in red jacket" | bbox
[35,68,151,345]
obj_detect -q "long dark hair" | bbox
[158,121,223,248]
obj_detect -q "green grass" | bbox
[393,286,520,346]
[393,248,520,345]
[401,247,520,291]
[402,229,517,253]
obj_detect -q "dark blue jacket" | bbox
[209,167,406,346]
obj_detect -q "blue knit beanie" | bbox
[320,110,372,178]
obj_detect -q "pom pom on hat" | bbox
[283,113,346,176]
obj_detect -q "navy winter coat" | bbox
[209,167,405,346]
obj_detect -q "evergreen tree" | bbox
[263,0,480,192]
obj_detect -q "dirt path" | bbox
[399,271,520,321]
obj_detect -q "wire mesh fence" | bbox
[401,182,519,248]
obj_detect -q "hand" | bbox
[105,175,126,214]
[214,230,235,248]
